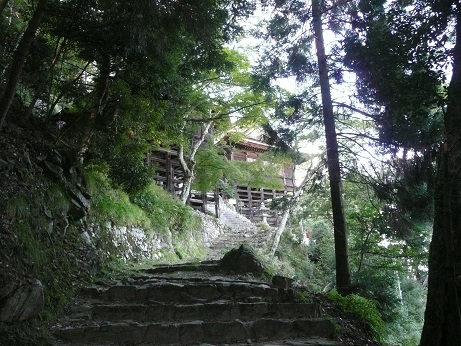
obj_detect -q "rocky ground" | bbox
[0,118,94,345]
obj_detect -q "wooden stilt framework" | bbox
[146,148,219,217]
[233,186,291,226]
[228,138,295,227]
[147,134,295,226]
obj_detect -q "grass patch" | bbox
[132,183,205,261]
[131,183,201,236]
[85,166,151,229]
[85,164,205,263]
[327,289,386,343]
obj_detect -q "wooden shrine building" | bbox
[146,128,295,226]
[226,130,295,226]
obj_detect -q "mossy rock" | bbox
[219,244,266,275]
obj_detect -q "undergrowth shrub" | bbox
[258,230,318,285]
[132,183,205,261]
[327,290,386,343]
[131,183,201,236]
[85,166,151,229]
[85,165,205,263]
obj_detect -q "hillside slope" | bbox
[0,119,381,345]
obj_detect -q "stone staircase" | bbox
[51,261,342,345]
[205,199,273,260]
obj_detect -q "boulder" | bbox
[219,244,265,275]
[0,275,44,321]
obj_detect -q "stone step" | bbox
[67,301,321,323]
[209,237,269,245]
[54,318,337,345]
[209,234,270,244]
[52,258,343,346]
[78,281,298,304]
[141,262,221,274]
[205,338,343,346]
[53,338,342,346]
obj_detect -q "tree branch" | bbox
[332,101,377,119]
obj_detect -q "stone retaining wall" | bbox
[84,211,228,263]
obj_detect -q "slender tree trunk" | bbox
[26,37,66,119]
[77,58,110,157]
[178,143,194,205]
[270,208,290,255]
[0,0,48,130]
[270,163,315,255]
[420,5,461,345]
[178,121,212,205]
[312,0,351,294]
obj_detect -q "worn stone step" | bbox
[142,262,221,274]
[210,235,269,242]
[54,318,336,345]
[52,337,342,346]
[69,301,321,323]
[79,281,298,304]
[94,271,271,287]
[201,338,343,346]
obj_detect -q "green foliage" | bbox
[342,1,445,149]
[262,229,319,285]
[85,164,205,263]
[105,147,155,195]
[194,146,234,192]
[305,220,336,290]
[85,165,151,229]
[342,179,428,320]
[233,159,283,190]
[327,290,386,343]
[385,278,426,346]
[255,221,273,232]
[132,183,201,236]
[294,178,426,345]
[194,145,286,194]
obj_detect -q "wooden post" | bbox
[215,188,220,218]
[201,192,206,213]
[166,152,173,193]
[248,185,253,222]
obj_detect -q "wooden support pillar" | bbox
[215,188,220,218]
[248,185,253,222]
[166,152,173,193]
[201,192,206,213]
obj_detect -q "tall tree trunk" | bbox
[0,0,48,130]
[420,5,461,345]
[312,0,351,294]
